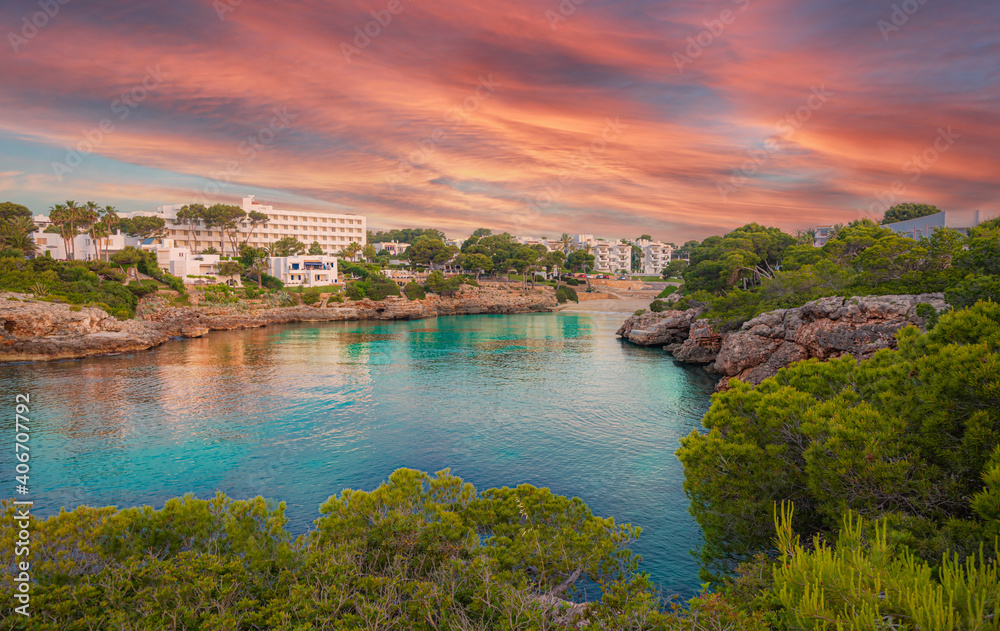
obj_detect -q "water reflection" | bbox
[0,312,714,598]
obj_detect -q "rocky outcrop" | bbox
[709,294,947,389]
[614,309,702,347]
[1,288,557,363]
[672,320,722,364]
[617,294,948,390]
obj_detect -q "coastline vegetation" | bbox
[667,207,1000,330]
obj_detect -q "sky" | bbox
[1,0,997,242]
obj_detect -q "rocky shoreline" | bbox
[0,288,557,363]
[616,294,948,390]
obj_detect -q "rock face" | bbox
[617,294,948,390]
[1,288,556,363]
[614,309,702,346]
[672,320,723,364]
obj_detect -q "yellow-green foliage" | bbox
[773,503,999,630]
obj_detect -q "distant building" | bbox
[882,209,999,239]
[30,214,138,260]
[373,241,409,257]
[592,241,632,274]
[159,195,366,256]
[269,255,339,287]
[156,247,222,280]
[813,226,836,248]
[635,239,674,275]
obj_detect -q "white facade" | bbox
[373,241,409,257]
[269,255,339,287]
[636,239,674,275]
[30,214,138,260]
[156,195,365,256]
[592,242,633,273]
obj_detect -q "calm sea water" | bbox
[1,312,715,598]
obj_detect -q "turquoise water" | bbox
[0,312,715,598]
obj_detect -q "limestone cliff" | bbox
[1,288,556,363]
[617,294,947,390]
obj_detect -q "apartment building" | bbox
[591,241,633,274]
[159,195,365,256]
[636,239,674,275]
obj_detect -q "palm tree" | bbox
[0,216,39,257]
[559,233,573,254]
[100,206,120,261]
[341,241,362,262]
[82,201,102,260]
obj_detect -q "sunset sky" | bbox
[1,0,997,242]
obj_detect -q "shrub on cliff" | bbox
[561,286,578,302]
[555,288,568,303]
[403,281,426,300]
[677,301,1000,581]
[345,275,400,301]
[425,270,461,296]
[649,299,668,312]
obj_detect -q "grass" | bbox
[630,275,666,282]
[286,285,343,293]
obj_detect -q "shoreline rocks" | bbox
[1,288,556,363]
[617,294,948,390]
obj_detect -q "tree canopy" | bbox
[881,202,942,225]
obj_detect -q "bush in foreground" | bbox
[1,469,728,630]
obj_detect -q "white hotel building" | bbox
[158,195,366,255]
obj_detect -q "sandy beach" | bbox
[555,296,656,313]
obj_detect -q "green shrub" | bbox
[425,271,461,296]
[649,299,668,312]
[566,278,580,286]
[127,281,159,299]
[555,289,568,304]
[561,286,578,302]
[403,281,426,300]
[345,281,365,300]
[301,288,321,305]
[633,309,646,316]
[677,302,1000,580]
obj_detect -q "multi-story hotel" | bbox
[158,195,366,256]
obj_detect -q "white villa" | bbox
[269,255,339,288]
